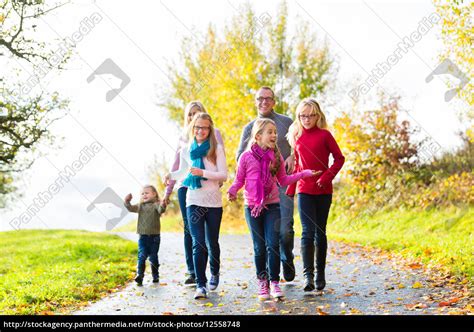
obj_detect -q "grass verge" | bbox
[0,229,136,315]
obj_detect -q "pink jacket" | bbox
[228,150,313,206]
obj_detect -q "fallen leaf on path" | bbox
[350,308,362,314]
[439,297,460,307]
[405,303,428,310]
[317,307,329,315]
[412,282,423,289]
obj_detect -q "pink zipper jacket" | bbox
[228,150,313,207]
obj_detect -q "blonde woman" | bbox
[228,118,318,300]
[169,113,227,299]
[163,101,224,286]
[286,98,345,292]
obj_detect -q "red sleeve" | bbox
[318,130,345,186]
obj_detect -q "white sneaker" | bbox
[194,286,208,299]
[270,281,284,299]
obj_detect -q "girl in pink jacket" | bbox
[227,118,318,300]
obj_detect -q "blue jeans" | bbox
[279,186,295,265]
[137,234,160,279]
[187,205,223,288]
[178,187,195,277]
[244,203,281,282]
[298,193,332,277]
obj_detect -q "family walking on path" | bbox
[124,86,345,301]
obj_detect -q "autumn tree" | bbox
[434,0,473,139]
[0,0,69,205]
[332,94,421,212]
[156,2,336,218]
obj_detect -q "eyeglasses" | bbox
[256,97,274,103]
[194,126,210,132]
[298,114,317,120]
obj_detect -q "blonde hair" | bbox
[188,112,218,165]
[183,101,207,127]
[247,118,281,177]
[287,98,327,147]
[139,185,160,204]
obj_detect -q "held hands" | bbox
[190,167,204,177]
[162,195,170,207]
[285,154,295,174]
[163,173,171,186]
[124,193,132,202]
[227,192,237,202]
[303,170,323,178]
[305,170,327,189]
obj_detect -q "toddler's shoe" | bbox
[134,275,143,286]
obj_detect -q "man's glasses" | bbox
[256,97,274,103]
[298,114,317,120]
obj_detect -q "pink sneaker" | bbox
[257,278,270,301]
[270,281,284,299]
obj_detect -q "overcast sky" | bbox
[0,0,469,232]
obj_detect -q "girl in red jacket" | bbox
[286,98,345,292]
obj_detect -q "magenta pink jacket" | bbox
[228,150,313,206]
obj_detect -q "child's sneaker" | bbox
[152,277,159,283]
[209,274,219,291]
[270,281,284,299]
[134,275,143,286]
[184,274,196,285]
[194,286,208,299]
[257,278,270,301]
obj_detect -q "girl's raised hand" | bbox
[125,193,132,202]
[227,192,237,202]
[190,167,204,177]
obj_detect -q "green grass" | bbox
[0,229,136,315]
[328,206,473,280]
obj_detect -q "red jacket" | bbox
[286,126,345,196]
